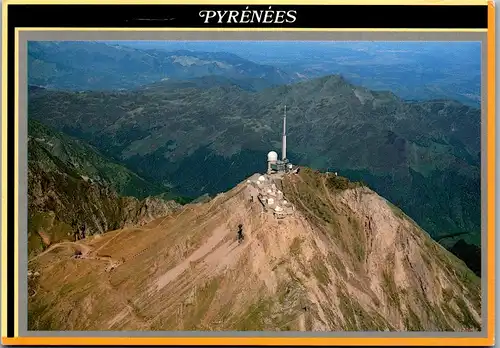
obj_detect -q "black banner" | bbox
[8,4,488,29]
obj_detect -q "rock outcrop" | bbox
[27,119,181,257]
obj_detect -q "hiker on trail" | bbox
[237,224,244,243]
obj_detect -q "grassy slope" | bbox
[281,168,481,330]
[29,119,173,199]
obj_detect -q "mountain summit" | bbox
[28,73,481,254]
[28,168,480,331]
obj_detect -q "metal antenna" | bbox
[282,105,287,161]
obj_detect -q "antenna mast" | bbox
[282,105,287,161]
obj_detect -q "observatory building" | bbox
[267,151,278,173]
[245,106,298,220]
[267,105,296,174]
[245,173,295,219]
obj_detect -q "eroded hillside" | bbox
[28,120,182,258]
[28,169,481,331]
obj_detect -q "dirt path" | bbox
[89,230,125,257]
[28,241,92,264]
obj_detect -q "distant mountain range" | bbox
[28,73,481,249]
[27,41,482,277]
[28,41,481,107]
[115,41,482,107]
[28,41,295,91]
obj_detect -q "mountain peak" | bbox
[28,166,480,331]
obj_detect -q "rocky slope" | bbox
[28,120,182,258]
[28,169,481,331]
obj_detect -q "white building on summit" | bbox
[244,105,299,219]
[246,173,294,219]
[267,151,278,174]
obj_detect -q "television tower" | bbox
[282,105,287,161]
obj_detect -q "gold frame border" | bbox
[1,0,495,345]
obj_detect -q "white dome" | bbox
[267,151,278,162]
[258,175,266,182]
[275,206,283,212]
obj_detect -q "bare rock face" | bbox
[27,121,182,256]
[28,168,480,332]
[28,164,181,257]
[121,196,181,227]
